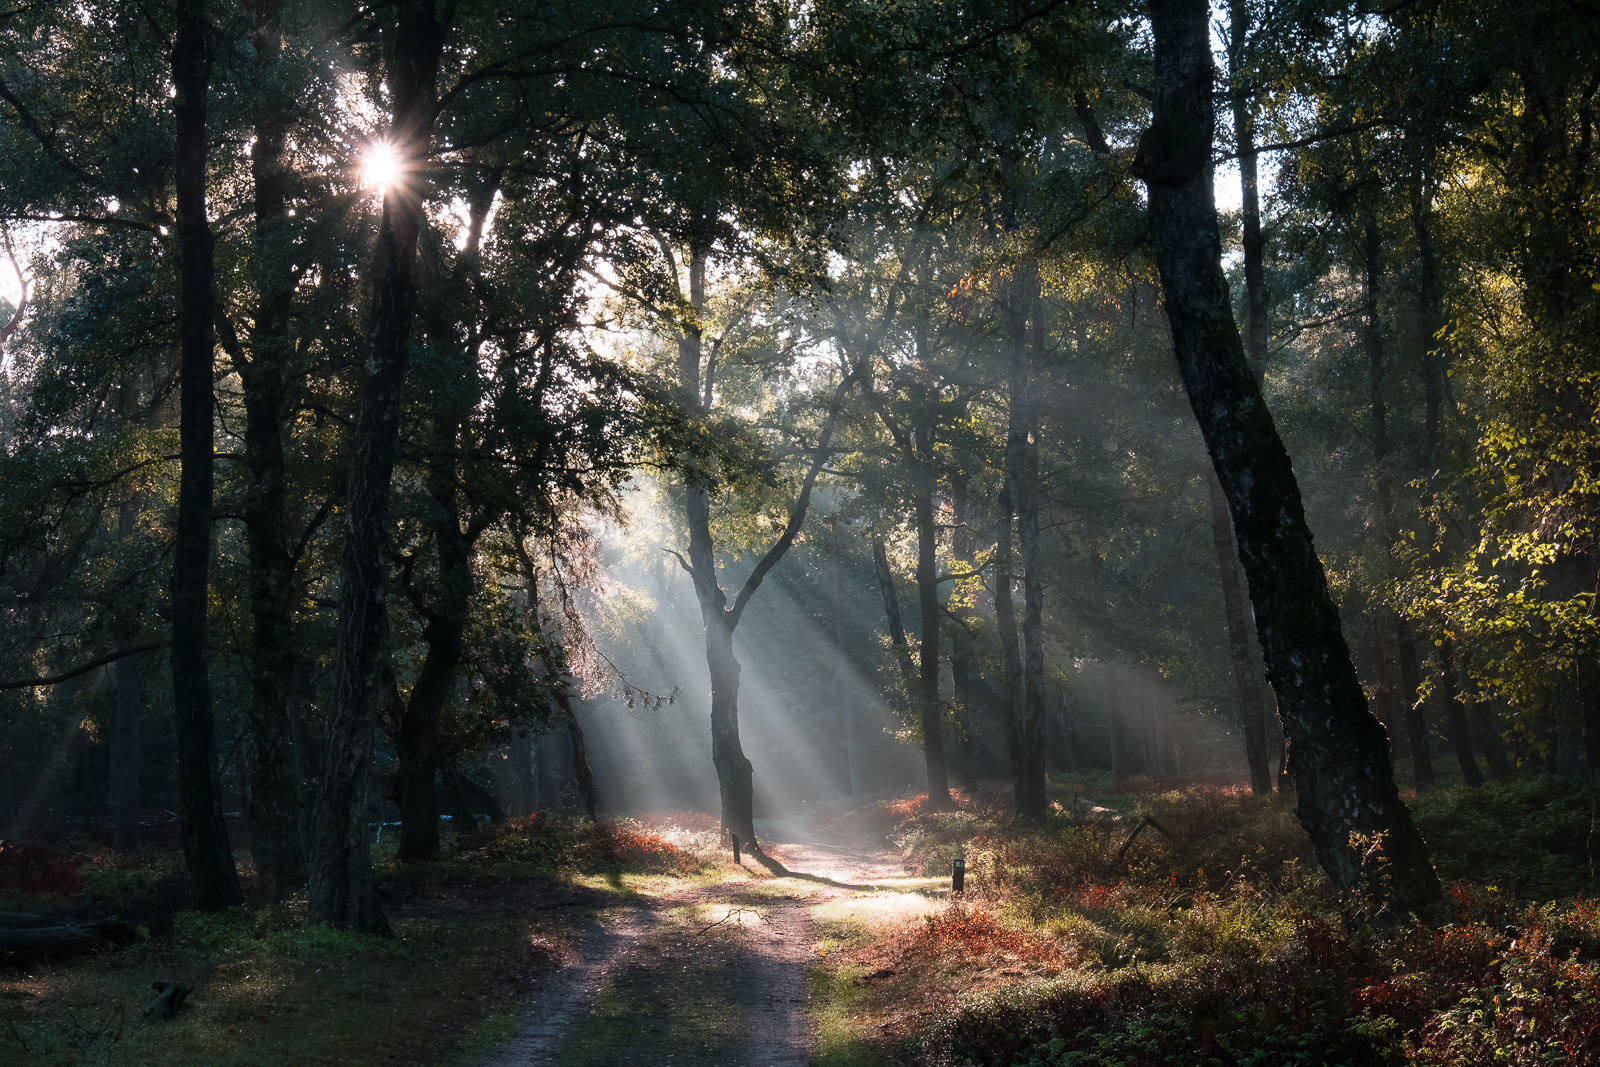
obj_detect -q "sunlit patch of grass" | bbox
[808,963,879,1067]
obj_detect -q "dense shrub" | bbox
[460,814,713,876]
[867,779,1600,1066]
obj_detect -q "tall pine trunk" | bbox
[309,0,448,932]
[1137,0,1441,912]
[240,0,304,899]
[170,0,241,911]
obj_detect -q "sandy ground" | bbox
[471,820,942,1067]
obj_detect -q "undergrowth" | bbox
[832,774,1600,1066]
[458,813,718,876]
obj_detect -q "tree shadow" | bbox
[747,848,876,891]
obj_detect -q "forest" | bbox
[0,0,1598,1063]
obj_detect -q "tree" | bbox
[1135,0,1440,912]
[170,0,242,911]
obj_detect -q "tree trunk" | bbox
[1396,617,1435,786]
[872,537,917,689]
[112,642,141,854]
[1360,220,1413,773]
[170,0,241,911]
[112,439,143,854]
[1136,0,1441,912]
[1411,190,1446,472]
[236,0,304,902]
[913,431,953,812]
[1472,699,1513,783]
[563,708,598,822]
[393,471,473,862]
[1015,272,1049,821]
[830,519,862,798]
[705,614,754,841]
[946,477,978,793]
[1206,466,1273,794]
[309,0,448,933]
[1228,0,1270,385]
[1438,635,1483,787]
[1370,613,1398,748]
[385,670,435,860]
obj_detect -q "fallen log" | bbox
[0,920,137,964]
[144,980,193,1022]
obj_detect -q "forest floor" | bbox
[469,820,941,1067]
[6,769,1598,1065]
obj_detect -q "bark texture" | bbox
[1136,0,1441,911]
[170,0,241,911]
[309,0,448,932]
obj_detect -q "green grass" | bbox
[808,963,878,1067]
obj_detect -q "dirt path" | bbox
[473,823,922,1067]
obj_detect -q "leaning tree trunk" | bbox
[912,430,953,812]
[239,0,304,899]
[309,0,448,933]
[873,537,918,690]
[1136,0,1441,912]
[170,0,241,911]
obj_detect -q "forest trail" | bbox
[473,819,940,1067]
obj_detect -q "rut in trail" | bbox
[474,828,914,1067]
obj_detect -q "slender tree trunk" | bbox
[238,0,303,900]
[516,547,600,823]
[170,0,241,911]
[1438,636,1483,787]
[947,477,978,793]
[393,465,476,862]
[112,642,141,854]
[873,537,918,689]
[1206,467,1273,794]
[1015,272,1048,820]
[1412,191,1447,472]
[1370,613,1398,746]
[1396,618,1435,786]
[112,387,143,854]
[1472,699,1513,782]
[913,431,952,812]
[830,519,861,798]
[1361,219,1417,775]
[1228,0,1270,385]
[310,0,448,933]
[1136,0,1440,911]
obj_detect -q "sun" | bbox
[361,141,401,191]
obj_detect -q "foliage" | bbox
[459,814,716,877]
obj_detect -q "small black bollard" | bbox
[731,831,742,864]
[952,853,966,894]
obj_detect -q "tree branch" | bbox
[0,642,168,691]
